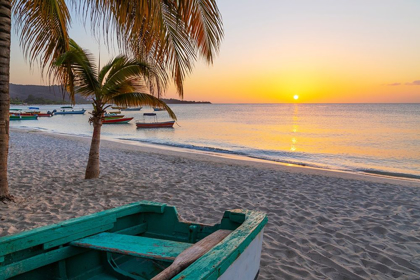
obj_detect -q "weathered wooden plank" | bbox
[43,223,115,250]
[0,246,88,280]
[172,210,268,280]
[152,230,232,280]
[114,223,147,236]
[0,214,116,256]
[71,233,191,262]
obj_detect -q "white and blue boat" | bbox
[53,109,86,115]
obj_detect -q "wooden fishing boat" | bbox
[61,106,73,109]
[111,106,125,110]
[10,112,53,117]
[0,201,267,280]
[9,115,38,120]
[136,121,175,128]
[136,113,175,128]
[121,107,142,111]
[153,107,165,111]
[104,114,124,119]
[53,109,86,115]
[36,112,54,117]
[103,117,134,124]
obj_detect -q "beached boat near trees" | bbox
[0,201,267,280]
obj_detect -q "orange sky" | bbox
[9,1,420,103]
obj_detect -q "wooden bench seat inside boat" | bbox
[70,232,192,262]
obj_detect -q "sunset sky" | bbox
[9,0,420,103]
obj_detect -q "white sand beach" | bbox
[1,129,420,279]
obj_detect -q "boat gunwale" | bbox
[172,209,268,280]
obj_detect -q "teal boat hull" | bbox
[0,201,267,280]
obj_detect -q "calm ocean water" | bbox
[10,103,420,179]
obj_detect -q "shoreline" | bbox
[11,127,420,188]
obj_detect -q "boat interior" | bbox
[0,201,265,280]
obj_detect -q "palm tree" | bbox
[55,40,176,179]
[0,0,223,200]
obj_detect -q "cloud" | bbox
[405,80,420,86]
[385,80,420,86]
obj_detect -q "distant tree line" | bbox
[10,95,68,105]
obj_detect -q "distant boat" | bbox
[0,201,267,280]
[111,106,125,110]
[9,115,38,120]
[103,117,133,124]
[61,106,73,109]
[121,107,142,111]
[28,106,39,110]
[10,112,53,117]
[9,108,22,111]
[53,109,86,115]
[104,114,124,119]
[153,107,165,111]
[136,113,175,128]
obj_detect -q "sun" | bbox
[293,95,299,100]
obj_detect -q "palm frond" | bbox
[54,40,100,98]
[102,56,167,98]
[110,92,177,120]
[12,0,71,81]
[74,0,223,98]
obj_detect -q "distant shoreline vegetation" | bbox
[160,98,211,104]
[9,84,211,105]
[11,96,211,105]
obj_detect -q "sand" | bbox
[1,129,420,279]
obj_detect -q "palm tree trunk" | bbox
[0,0,12,201]
[85,117,102,179]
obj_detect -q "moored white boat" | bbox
[136,113,176,128]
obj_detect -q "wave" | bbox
[119,137,420,181]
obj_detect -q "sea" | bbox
[10,103,420,180]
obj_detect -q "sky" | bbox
[9,0,420,103]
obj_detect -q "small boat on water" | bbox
[136,113,175,128]
[28,106,39,110]
[122,107,142,111]
[153,107,165,111]
[0,201,267,280]
[61,106,73,109]
[53,109,86,115]
[111,106,125,110]
[9,115,38,120]
[10,111,53,117]
[104,114,124,119]
[103,117,133,124]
